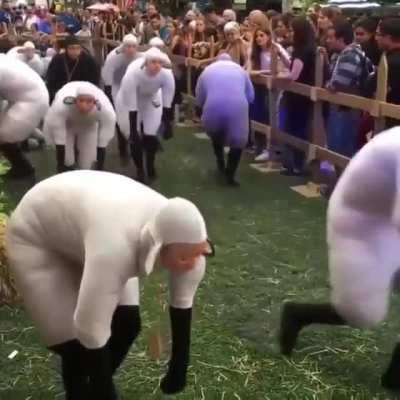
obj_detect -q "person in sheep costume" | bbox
[7,41,45,77]
[195,53,254,186]
[280,126,400,391]
[0,54,49,179]
[6,170,214,400]
[116,47,175,183]
[102,34,141,158]
[43,81,116,173]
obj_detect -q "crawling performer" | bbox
[7,41,45,77]
[6,170,213,400]
[116,47,175,183]
[0,54,49,179]
[102,34,141,157]
[280,127,400,390]
[196,54,254,186]
[43,81,116,173]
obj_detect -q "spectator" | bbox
[248,9,269,32]
[354,17,381,66]
[248,27,290,161]
[46,35,100,102]
[326,19,367,158]
[376,17,400,128]
[222,9,236,23]
[191,16,214,60]
[142,13,171,45]
[218,21,248,66]
[278,16,316,175]
[0,0,12,26]
[272,13,293,49]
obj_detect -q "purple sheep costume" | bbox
[195,54,255,149]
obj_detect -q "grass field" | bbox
[1,129,400,400]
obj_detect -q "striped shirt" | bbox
[329,43,364,92]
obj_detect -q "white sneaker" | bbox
[254,150,270,162]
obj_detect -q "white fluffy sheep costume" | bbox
[6,170,209,398]
[115,47,175,182]
[0,54,49,178]
[279,127,400,391]
[43,81,116,172]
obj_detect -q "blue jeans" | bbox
[327,106,361,157]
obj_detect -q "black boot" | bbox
[49,340,90,400]
[109,305,141,375]
[130,142,145,183]
[280,302,345,356]
[143,135,159,181]
[0,143,35,179]
[84,343,119,400]
[211,138,225,174]
[382,343,400,390]
[116,124,128,158]
[225,148,242,186]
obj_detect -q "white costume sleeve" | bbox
[74,231,133,349]
[161,69,175,108]
[168,256,206,309]
[97,93,117,148]
[43,100,69,146]
[119,67,139,112]
[101,48,120,86]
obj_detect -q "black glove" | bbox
[96,147,106,170]
[56,145,73,173]
[161,107,173,140]
[129,111,138,144]
[160,307,192,395]
[104,85,114,106]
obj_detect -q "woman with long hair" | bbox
[248,27,290,161]
[191,16,214,60]
[278,16,316,175]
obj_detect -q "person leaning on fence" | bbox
[279,126,400,392]
[247,26,290,163]
[325,19,372,160]
[196,53,255,186]
[46,35,100,103]
[278,16,316,176]
[376,17,400,130]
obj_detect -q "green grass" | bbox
[1,129,400,399]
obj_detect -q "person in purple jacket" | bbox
[196,54,255,186]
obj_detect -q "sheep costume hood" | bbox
[7,42,45,77]
[6,170,208,349]
[0,54,49,143]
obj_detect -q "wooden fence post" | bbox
[268,49,279,146]
[374,53,388,135]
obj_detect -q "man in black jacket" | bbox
[46,35,100,103]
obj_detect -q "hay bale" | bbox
[0,215,18,305]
